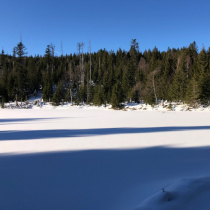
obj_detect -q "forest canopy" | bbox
[0,40,210,108]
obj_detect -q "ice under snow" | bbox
[1,102,210,210]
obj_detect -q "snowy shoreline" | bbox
[1,100,210,113]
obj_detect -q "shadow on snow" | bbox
[0,117,73,125]
[1,126,210,141]
[1,147,210,210]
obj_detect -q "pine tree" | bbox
[111,81,124,109]
[143,86,155,105]
[43,80,53,102]
[169,52,188,102]
[45,45,52,73]
[93,84,104,106]
[7,73,15,100]
[1,96,5,108]
[74,86,82,105]
[1,40,210,108]
[16,42,28,104]
[52,82,64,106]
[160,52,172,100]
[122,39,139,101]
[0,62,9,101]
[186,76,199,108]
[198,74,210,105]
[28,57,37,94]
[198,48,208,74]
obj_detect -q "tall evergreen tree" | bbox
[16,41,28,103]
[111,81,124,108]
[52,81,64,105]
[186,75,199,107]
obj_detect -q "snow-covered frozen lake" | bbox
[1,108,210,210]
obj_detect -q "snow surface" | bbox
[1,108,210,210]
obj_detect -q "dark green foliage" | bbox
[74,86,82,105]
[122,39,140,101]
[111,81,124,108]
[52,82,64,106]
[45,45,52,69]
[186,76,199,107]
[198,74,210,105]
[168,52,188,102]
[132,89,140,103]
[43,81,53,102]
[144,86,155,105]
[1,97,5,108]
[198,48,208,74]
[7,74,15,100]
[159,53,172,100]
[93,84,104,106]
[1,40,210,107]
[16,42,28,102]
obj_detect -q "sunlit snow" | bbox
[1,107,210,210]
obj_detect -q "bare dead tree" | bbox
[86,40,92,102]
[50,43,55,57]
[15,94,18,106]
[77,42,81,82]
[70,88,73,106]
[80,42,85,87]
[77,42,85,87]
[0,55,2,76]
[176,56,181,70]
[67,60,74,105]
[61,40,63,58]
[138,57,149,75]
[50,43,55,73]
[86,71,89,102]
[89,40,91,82]
[185,55,192,79]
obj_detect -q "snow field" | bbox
[0,109,210,209]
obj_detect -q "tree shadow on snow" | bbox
[1,126,210,141]
[0,117,73,125]
[1,147,210,210]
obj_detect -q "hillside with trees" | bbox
[0,40,210,108]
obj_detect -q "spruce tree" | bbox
[198,74,210,105]
[186,76,199,107]
[52,82,64,106]
[198,48,208,74]
[122,39,139,101]
[111,81,124,109]
[16,42,28,104]
[1,96,5,108]
[93,84,104,106]
[160,52,172,100]
[169,52,188,102]
[43,80,53,102]
[74,86,81,105]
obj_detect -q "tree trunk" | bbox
[70,89,73,106]
[16,94,18,106]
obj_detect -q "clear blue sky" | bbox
[1,0,210,56]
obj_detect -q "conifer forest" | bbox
[0,39,210,108]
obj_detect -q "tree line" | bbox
[0,40,210,108]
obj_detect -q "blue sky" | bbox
[1,0,210,56]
